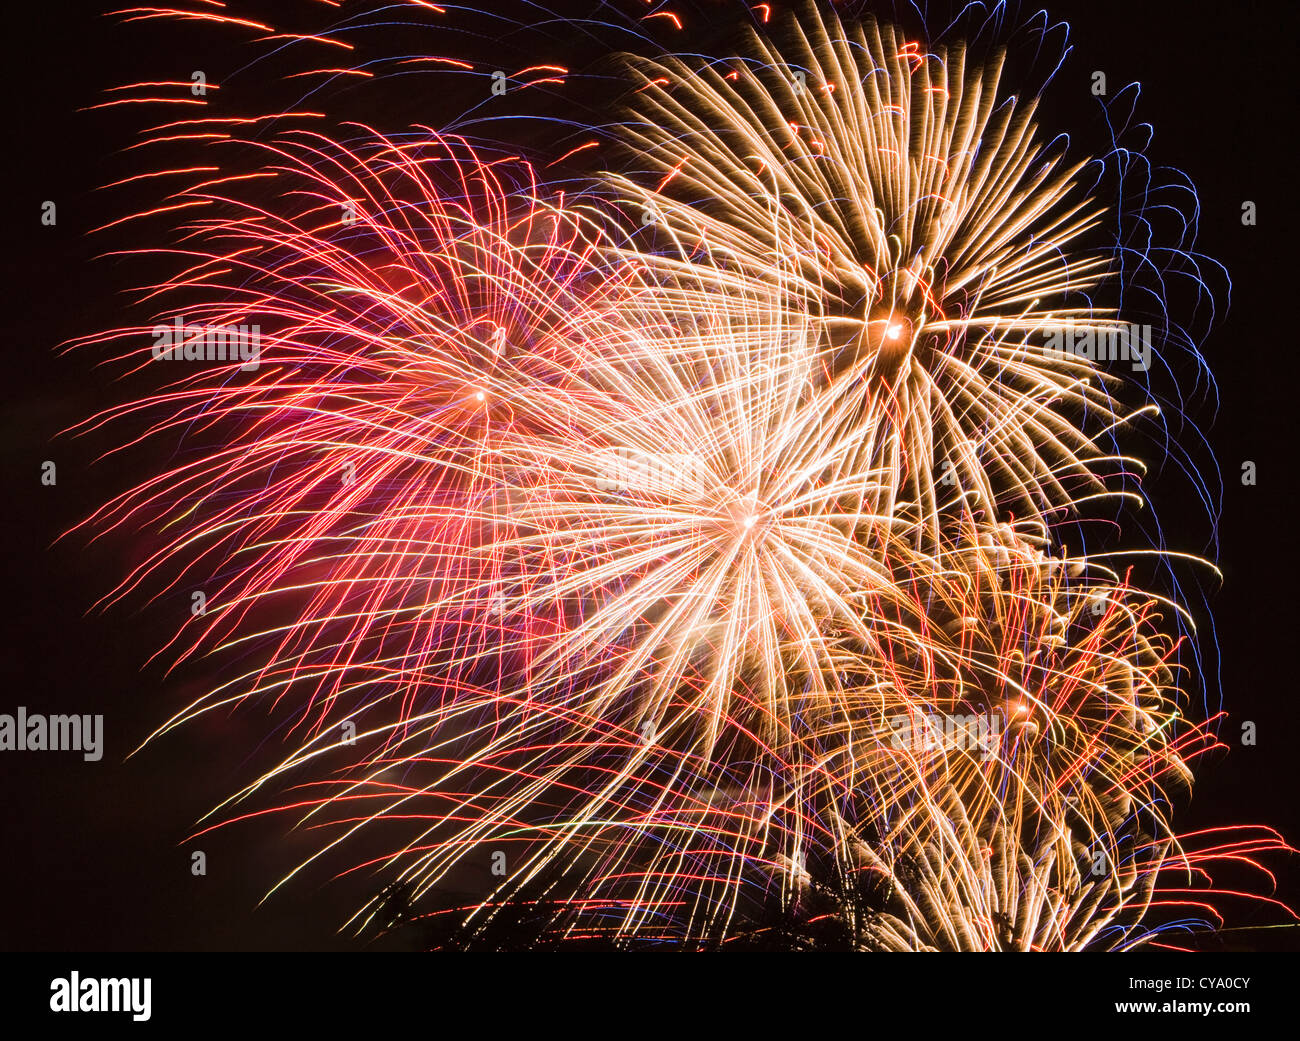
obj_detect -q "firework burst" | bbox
[610,3,1157,538]
[67,0,1291,950]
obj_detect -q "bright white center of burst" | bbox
[474,391,486,402]
[743,516,756,529]
[886,324,903,340]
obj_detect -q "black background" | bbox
[2,0,1296,951]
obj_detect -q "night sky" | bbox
[2,0,1296,951]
